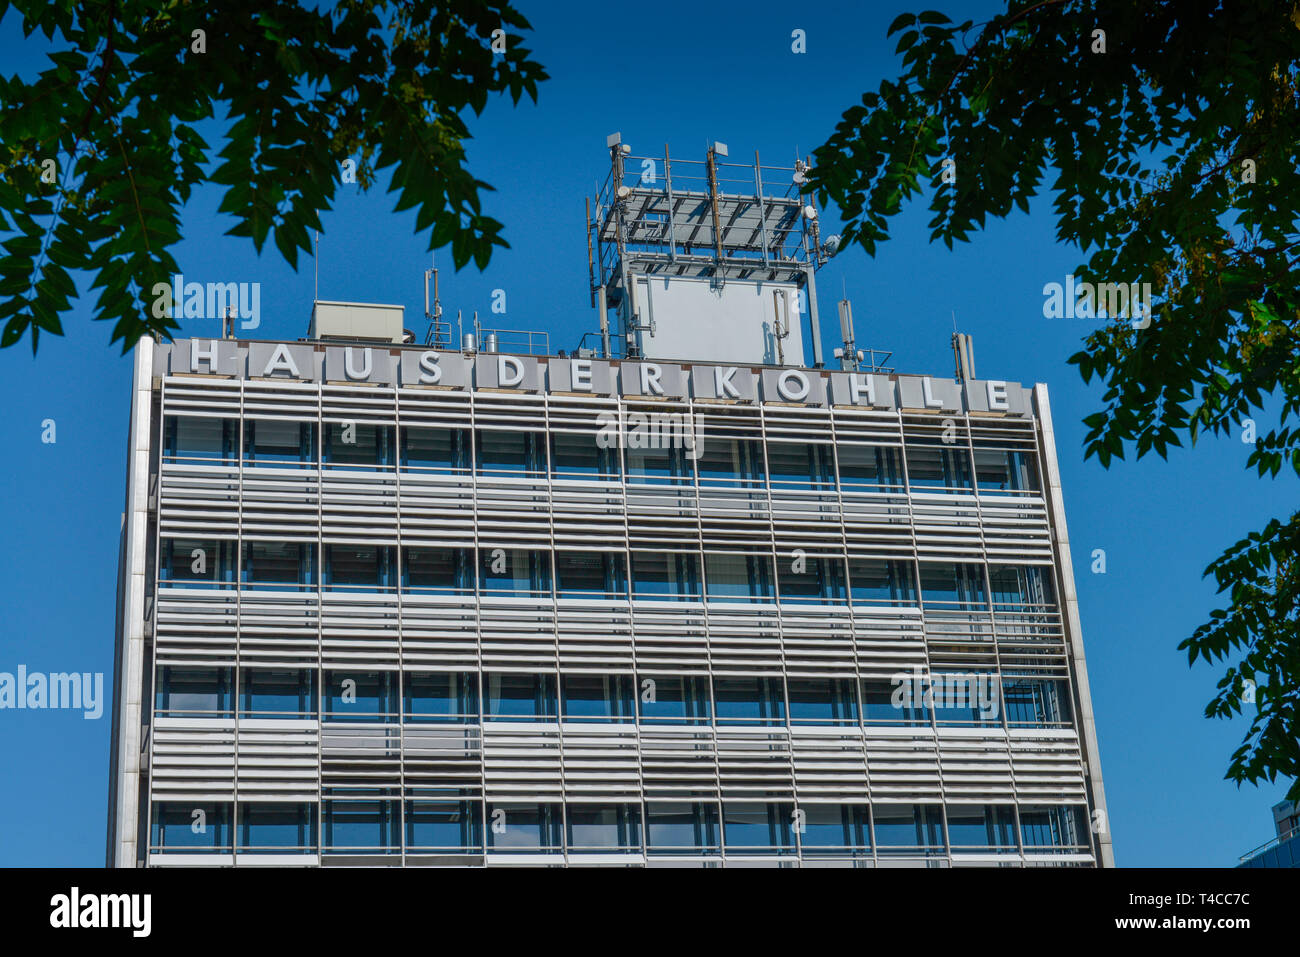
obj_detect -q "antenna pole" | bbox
[314,231,319,302]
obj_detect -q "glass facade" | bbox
[118,346,1109,868]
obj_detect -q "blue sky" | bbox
[0,0,1292,866]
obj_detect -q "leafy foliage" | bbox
[809,1,1300,799]
[0,0,547,351]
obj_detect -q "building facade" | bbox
[108,333,1113,867]
[1238,800,1299,868]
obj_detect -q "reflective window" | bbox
[159,538,237,588]
[324,544,396,591]
[243,418,315,467]
[151,802,232,852]
[799,804,871,855]
[767,442,836,490]
[554,551,626,599]
[402,546,474,594]
[479,548,550,597]
[405,800,482,852]
[561,674,635,723]
[242,540,316,590]
[777,555,846,604]
[404,673,478,722]
[163,416,238,462]
[324,671,397,721]
[551,431,619,479]
[636,675,711,724]
[485,803,562,851]
[324,422,395,469]
[240,668,315,718]
[947,805,1018,851]
[873,804,945,852]
[722,802,795,854]
[401,426,470,471]
[155,666,233,717]
[567,804,642,852]
[485,672,557,721]
[713,676,785,725]
[630,552,700,601]
[848,558,917,605]
[837,444,904,489]
[239,803,316,853]
[476,430,546,475]
[788,678,859,725]
[704,552,774,603]
[323,800,399,853]
[646,802,720,855]
[919,562,987,609]
[906,442,973,491]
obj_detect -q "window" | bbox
[567,804,642,852]
[713,676,785,725]
[905,442,973,491]
[625,442,691,485]
[862,678,930,727]
[554,551,626,599]
[848,558,917,605]
[324,544,396,591]
[722,802,795,855]
[799,805,871,855]
[155,667,233,717]
[646,802,720,855]
[163,416,238,462]
[405,800,482,852]
[561,674,635,722]
[696,438,764,487]
[404,673,478,722]
[704,552,774,603]
[551,432,619,479]
[243,418,315,467]
[479,548,550,597]
[323,800,400,854]
[788,678,859,725]
[947,805,1018,852]
[1020,805,1088,851]
[767,442,836,489]
[989,564,1056,609]
[972,444,1039,493]
[240,669,315,718]
[324,422,395,469]
[239,803,316,853]
[837,444,903,489]
[919,562,987,610]
[159,538,237,588]
[242,541,315,590]
[324,671,397,721]
[401,426,470,471]
[402,546,474,594]
[873,804,945,853]
[630,552,700,601]
[476,430,546,475]
[485,672,557,721]
[485,803,562,851]
[637,675,711,724]
[151,802,232,852]
[931,671,1002,727]
[777,555,846,604]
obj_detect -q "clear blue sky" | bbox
[0,0,1292,866]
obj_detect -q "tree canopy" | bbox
[809,0,1300,800]
[0,0,546,351]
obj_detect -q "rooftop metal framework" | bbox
[588,138,832,362]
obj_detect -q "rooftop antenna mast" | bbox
[314,231,320,303]
[424,253,444,346]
